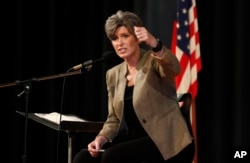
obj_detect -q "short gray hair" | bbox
[105,10,143,40]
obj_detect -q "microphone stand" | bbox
[0,70,82,163]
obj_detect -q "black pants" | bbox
[73,136,194,163]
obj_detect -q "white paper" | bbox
[34,112,87,124]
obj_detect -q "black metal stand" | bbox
[16,111,104,163]
[0,70,82,163]
[20,82,31,163]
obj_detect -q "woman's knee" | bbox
[73,149,93,163]
[101,147,124,163]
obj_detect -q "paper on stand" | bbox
[35,112,87,125]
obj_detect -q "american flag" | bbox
[171,1,201,162]
[171,0,202,100]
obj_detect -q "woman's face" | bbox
[111,26,140,60]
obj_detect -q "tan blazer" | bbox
[98,47,193,160]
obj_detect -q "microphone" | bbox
[70,51,115,71]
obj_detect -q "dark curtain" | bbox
[1,0,249,163]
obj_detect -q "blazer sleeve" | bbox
[151,46,181,78]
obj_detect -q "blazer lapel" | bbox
[114,63,127,120]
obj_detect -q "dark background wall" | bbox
[1,0,249,163]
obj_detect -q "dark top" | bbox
[124,85,148,139]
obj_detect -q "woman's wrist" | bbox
[152,39,163,52]
[96,135,109,143]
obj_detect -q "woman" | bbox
[73,10,194,163]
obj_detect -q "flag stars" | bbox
[182,8,187,14]
[177,34,182,41]
[176,23,180,29]
[184,20,188,26]
[176,0,193,54]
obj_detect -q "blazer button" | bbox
[142,119,147,123]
